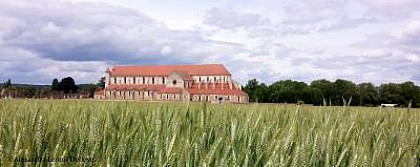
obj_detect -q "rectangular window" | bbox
[124,77,127,84]
[113,77,116,84]
[133,77,136,84]
[162,77,165,84]
[152,77,155,84]
[143,77,145,84]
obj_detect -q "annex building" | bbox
[95,64,249,103]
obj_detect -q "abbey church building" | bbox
[96,64,249,103]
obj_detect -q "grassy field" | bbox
[0,100,419,166]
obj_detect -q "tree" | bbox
[2,79,11,89]
[58,77,79,94]
[254,83,269,103]
[399,82,420,107]
[80,84,99,98]
[357,83,379,106]
[243,79,261,102]
[269,80,308,103]
[334,79,357,105]
[301,87,323,105]
[310,79,335,105]
[379,83,404,105]
[97,77,106,89]
[51,78,60,91]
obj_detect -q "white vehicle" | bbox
[380,104,397,107]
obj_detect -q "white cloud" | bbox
[407,54,420,63]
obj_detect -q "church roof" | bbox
[108,64,231,76]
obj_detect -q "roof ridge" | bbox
[109,64,231,76]
[113,63,224,68]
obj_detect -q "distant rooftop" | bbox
[108,64,231,76]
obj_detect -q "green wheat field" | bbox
[0,100,419,166]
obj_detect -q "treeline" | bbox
[0,77,105,99]
[243,79,420,107]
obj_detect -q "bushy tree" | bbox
[269,80,308,103]
[243,78,420,108]
[58,77,79,94]
[97,77,106,89]
[51,78,60,91]
[357,83,379,106]
[80,84,99,98]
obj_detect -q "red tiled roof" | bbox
[172,70,194,80]
[108,64,231,76]
[94,89,104,95]
[158,87,183,94]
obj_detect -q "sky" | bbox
[1,0,420,85]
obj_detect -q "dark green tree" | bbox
[254,83,269,103]
[243,79,261,102]
[58,77,79,94]
[379,83,404,105]
[97,77,106,89]
[269,80,308,103]
[334,79,357,105]
[399,81,420,107]
[51,78,60,91]
[310,79,335,105]
[357,83,379,106]
[301,87,323,105]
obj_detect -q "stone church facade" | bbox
[96,64,249,103]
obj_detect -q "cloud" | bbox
[1,1,212,64]
[1,0,420,85]
[203,2,377,36]
[204,7,270,30]
[0,0,246,84]
[0,46,109,84]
